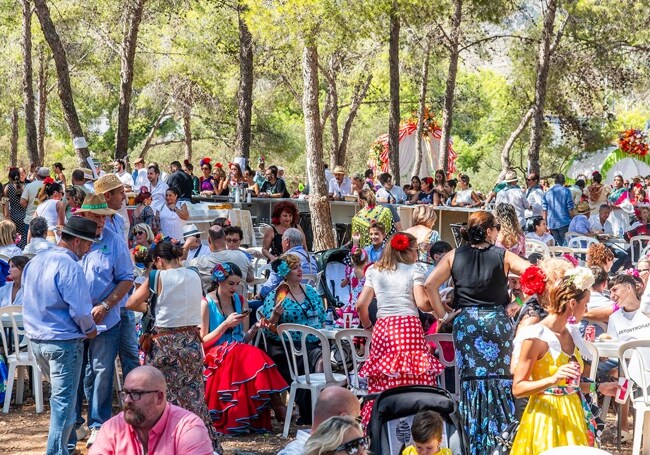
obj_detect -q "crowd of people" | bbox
[1,157,650,455]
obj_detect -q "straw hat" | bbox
[333,165,346,175]
[503,170,518,183]
[94,173,124,195]
[576,201,591,214]
[81,168,96,181]
[75,193,117,215]
[60,217,99,243]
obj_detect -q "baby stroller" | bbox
[316,247,350,308]
[367,385,468,455]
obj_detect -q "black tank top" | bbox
[270,225,284,256]
[451,244,509,308]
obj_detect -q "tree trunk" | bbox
[528,0,559,176]
[10,107,19,167]
[335,73,372,168]
[329,77,340,168]
[183,103,192,162]
[388,2,401,184]
[438,0,462,173]
[37,44,48,164]
[234,4,253,162]
[499,106,535,180]
[302,42,335,250]
[115,0,146,160]
[139,99,170,159]
[22,0,39,166]
[32,0,89,165]
[414,37,431,178]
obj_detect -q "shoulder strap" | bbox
[148,270,159,295]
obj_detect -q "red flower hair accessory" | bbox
[520,265,547,296]
[215,162,223,169]
[390,233,410,252]
[562,253,579,267]
[43,177,55,185]
[199,157,211,167]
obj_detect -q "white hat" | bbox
[182,224,203,239]
[37,167,50,177]
[503,170,518,183]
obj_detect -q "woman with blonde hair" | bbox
[586,243,614,272]
[305,416,369,455]
[495,202,526,256]
[404,205,440,261]
[357,232,444,426]
[0,220,21,258]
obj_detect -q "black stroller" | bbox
[367,385,468,455]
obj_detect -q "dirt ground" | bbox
[0,395,636,454]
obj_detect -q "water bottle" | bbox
[234,185,241,204]
[619,227,624,238]
[246,190,252,204]
[324,307,335,329]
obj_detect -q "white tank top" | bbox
[35,199,59,231]
[154,267,203,328]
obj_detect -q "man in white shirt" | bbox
[376,172,407,204]
[132,158,149,188]
[328,165,352,200]
[278,386,360,455]
[495,170,530,228]
[113,159,134,191]
[146,163,169,209]
[20,166,48,227]
[182,224,210,260]
[524,172,544,218]
[589,204,613,234]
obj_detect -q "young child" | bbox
[341,245,369,307]
[402,410,452,455]
[364,221,386,263]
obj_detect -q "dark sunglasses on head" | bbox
[333,436,369,454]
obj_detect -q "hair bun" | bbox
[467,225,487,244]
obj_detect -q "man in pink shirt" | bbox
[89,366,215,455]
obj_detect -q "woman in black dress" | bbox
[424,211,529,454]
[4,168,27,248]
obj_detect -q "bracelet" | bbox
[439,312,450,323]
[362,323,372,330]
[590,382,597,394]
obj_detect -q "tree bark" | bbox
[182,90,193,162]
[302,42,335,251]
[328,76,340,169]
[388,2,401,184]
[22,0,39,166]
[37,44,48,165]
[414,37,432,178]
[438,0,462,173]
[115,0,147,160]
[335,73,372,168]
[499,106,535,180]
[234,4,253,162]
[528,0,559,176]
[10,107,19,167]
[139,99,170,159]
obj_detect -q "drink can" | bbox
[585,325,595,342]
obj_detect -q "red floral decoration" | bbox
[619,128,649,156]
[43,177,55,185]
[199,157,211,167]
[153,233,164,245]
[390,233,411,252]
[215,162,223,168]
[520,265,547,296]
[562,253,579,266]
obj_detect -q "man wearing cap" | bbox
[22,216,99,454]
[166,160,194,201]
[20,166,49,235]
[495,169,530,228]
[543,173,575,246]
[113,159,134,191]
[75,193,134,447]
[182,224,210,259]
[328,165,352,200]
[132,157,149,188]
[146,162,169,208]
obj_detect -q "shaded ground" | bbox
[0,395,635,454]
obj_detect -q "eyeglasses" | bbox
[526,178,537,181]
[119,390,159,401]
[639,269,650,273]
[333,436,369,454]
[201,167,209,170]
[134,231,145,235]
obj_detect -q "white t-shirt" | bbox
[589,214,613,235]
[148,179,169,208]
[607,307,650,384]
[154,268,203,328]
[134,169,148,188]
[277,429,310,455]
[21,180,44,224]
[526,231,555,246]
[328,177,352,198]
[116,171,134,188]
[364,262,418,318]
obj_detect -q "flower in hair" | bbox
[43,177,55,185]
[562,253,579,267]
[132,245,148,256]
[215,162,223,169]
[520,265,547,296]
[390,233,410,252]
[350,246,368,262]
[211,263,232,282]
[274,259,291,278]
[625,268,640,278]
[564,266,595,291]
[153,233,164,245]
[200,157,211,167]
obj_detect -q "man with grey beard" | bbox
[88,366,217,454]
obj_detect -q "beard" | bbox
[124,404,145,426]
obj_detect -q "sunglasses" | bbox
[134,231,145,235]
[493,223,501,231]
[333,436,369,454]
[201,167,209,170]
[639,269,650,273]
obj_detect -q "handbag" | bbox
[493,420,519,455]
[151,208,162,235]
[138,270,159,354]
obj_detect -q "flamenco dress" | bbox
[203,294,288,434]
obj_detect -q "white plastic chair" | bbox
[334,329,372,396]
[619,340,650,455]
[0,305,43,413]
[583,341,600,403]
[0,253,10,263]
[277,323,347,438]
[567,236,599,250]
[253,308,267,351]
[641,243,650,261]
[630,236,650,265]
[425,333,459,401]
[525,238,551,258]
[564,231,583,244]
[548,246,575,257]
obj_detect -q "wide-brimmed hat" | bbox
[503,170,518,183]
[60,216,99,243]
[75,193,117,215]
[134,157,145,165]
[333,165,346,175]
[81,168,96,181]
[94,173,123,194]
[182,224,203,239]
[576,201,591,214]
[37,167,50,177]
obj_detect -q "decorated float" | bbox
[368,109,457,182]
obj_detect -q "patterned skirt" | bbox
[204,341,288,434]
[360,315,444,427]
[453,307,515,455]
[146,327,223,454]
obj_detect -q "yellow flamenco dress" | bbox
[510,324,591,455]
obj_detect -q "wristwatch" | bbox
[101,301,111,312]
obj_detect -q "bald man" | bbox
[279,386,360,455]
[89,366,216,454]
